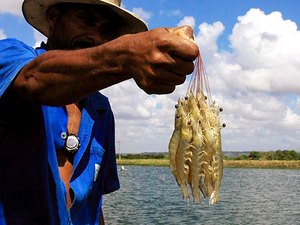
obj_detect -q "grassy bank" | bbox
[117,159,169,167]
[117,159,300,169]
[224,160,300,169]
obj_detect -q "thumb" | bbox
[166,25,195,41]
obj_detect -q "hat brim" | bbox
[22,0,148,37]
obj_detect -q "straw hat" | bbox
[22,0,148,37]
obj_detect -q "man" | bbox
[0,0,198,224]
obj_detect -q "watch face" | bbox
[65,134,80,153]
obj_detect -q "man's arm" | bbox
[13,26,198,106]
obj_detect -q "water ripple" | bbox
[103,166,300,225]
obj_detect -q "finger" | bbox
[151,69,187,86]
[166,25,195,41]
[150,51,195,76]
[160,28,199,61]
[167,56,195,75]
[155,85,176,94]
[170,38,199,61]
[135,73,182,95]
[143,83,176,95]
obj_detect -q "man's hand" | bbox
[165,26,195,41]
[13,26,198,105]
[118,25,199,94]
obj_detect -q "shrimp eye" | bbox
[187,120,191,125]
[175,104,178,109]
[219,107,223,112]
[176,115,180,119]
[205,96,208,100]
[185,96,188,100]
[222,123,226,128]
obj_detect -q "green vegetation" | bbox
[117,153,167,160]
[117,150,300,169]
[117,159,169,167]
[117,159,300,169]
[118,150,300,161]
[224,160,300,169]
[228,150,300,161]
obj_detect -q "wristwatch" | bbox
[64,133,80,153]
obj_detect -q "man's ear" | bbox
[46,6,59,29]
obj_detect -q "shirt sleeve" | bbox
[0,38,45,97]
[102,108,120,194]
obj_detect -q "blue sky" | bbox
[1,1,299,49]
[126,0,300,50]
[1,0,300,153]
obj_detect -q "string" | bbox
[187,50,212,103]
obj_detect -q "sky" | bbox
[0,0,300,153]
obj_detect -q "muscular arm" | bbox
[13,26,199,106]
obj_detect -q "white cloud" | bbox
[281,108,300,130]
[101,80,183,153]
[33,30,47,48]
[177,16,196,29]
[229,8,300,94]
[132,7,152,22]
[0,0,23,16]
[3,3,296,153]
[296,97,300,111]
[0,29,6,39]
[103,8,300,153]
[192,8,300,151]
[195,21,225,58]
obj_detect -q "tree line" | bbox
[224,150,300,161]
[118,150,300,161]
[117,153,167,159]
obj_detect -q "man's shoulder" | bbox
[0,38,45,55]
[88,92,111,111]
[0,38,30,49]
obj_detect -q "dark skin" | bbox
[13,5,198,105]
[11,3,199,225]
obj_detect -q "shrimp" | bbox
[188,117,204,203]
[169,53,225,206]
[181,93,204,203]
[209,120,223,205]
[168,100,182,179]
[175,100,193,199]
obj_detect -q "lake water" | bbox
[102,166,300,225]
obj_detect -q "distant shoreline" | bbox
[117,159,300,169]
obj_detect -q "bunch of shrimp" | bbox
[168,53,225,205]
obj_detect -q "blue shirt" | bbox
[0,38,120,225]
